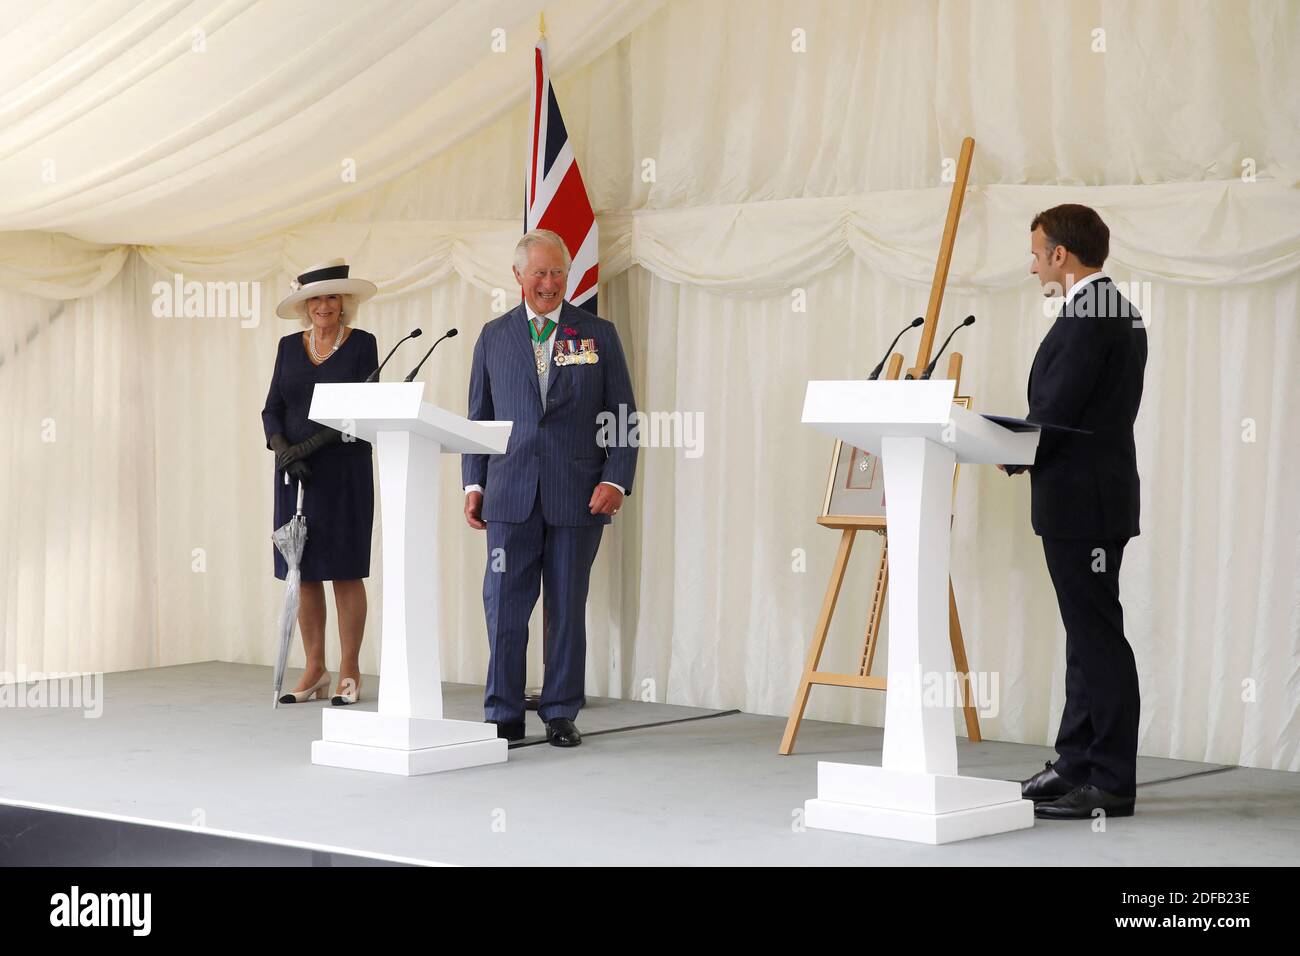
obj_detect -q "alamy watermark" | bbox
[596,404,704,459]
[151,273,261,327]
[1041,277,1150,330]
[50,885,150,935]
[0,670,103,718]
[888,669,1001,719]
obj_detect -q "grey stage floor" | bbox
[0,662,1295,866]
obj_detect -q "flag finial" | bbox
[539,12,546,37]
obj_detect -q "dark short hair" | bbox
[1030,204,1109,268]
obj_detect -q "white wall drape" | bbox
[1,0,1296,770]
[0,0,667,245]
[0,264,159,674]
[2,0,1295,254]
[1,254,637,697]
[3,246,1295,772]
[614,263,1299,773]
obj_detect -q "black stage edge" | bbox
[0,804,410,868]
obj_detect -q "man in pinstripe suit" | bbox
[462,230,638,747]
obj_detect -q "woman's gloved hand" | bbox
[274,427,342,471]
[284,459,312,484]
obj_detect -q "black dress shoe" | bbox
[492,721,525,742]
[544,717,582,748]
[1035,784,1135,819]
[1020,760,1077,803]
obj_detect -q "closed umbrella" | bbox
[271,475,308,709]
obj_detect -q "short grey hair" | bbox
[513,229,571,273]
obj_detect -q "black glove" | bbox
[284,459,312,484]
[269,433,291,456]
[275,427,342,471]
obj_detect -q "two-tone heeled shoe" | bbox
[331,676,362,706]
[278,672,330,704]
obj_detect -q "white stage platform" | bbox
[1,663,1296,866]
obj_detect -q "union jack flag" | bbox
[526,35,598,313]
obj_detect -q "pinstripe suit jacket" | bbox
[462,301,638,526]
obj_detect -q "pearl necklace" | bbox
[310,324,342,363]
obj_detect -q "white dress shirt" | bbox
[1064,270,1106,305]
[464,303,625,498]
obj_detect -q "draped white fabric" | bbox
[0,256,633,698]
[2,0,1296,255]
[0,0,1296,770]
[616,264,1299,773]
[0,0,667,245]
[0,263,160,674]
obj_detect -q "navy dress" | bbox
[262,328,379,582]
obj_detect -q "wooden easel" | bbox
[780,137,980,756]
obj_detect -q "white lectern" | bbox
[305,382,512,775]
[800,379,1039,843]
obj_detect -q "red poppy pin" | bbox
[564,326,578,336]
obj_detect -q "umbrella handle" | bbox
[295,479,305,515]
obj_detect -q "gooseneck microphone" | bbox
[868,317,924,380]
[366,328,423,382]
[403,328,458,382]
[919,315,976,380]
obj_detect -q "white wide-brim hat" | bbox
[276,258,378,319]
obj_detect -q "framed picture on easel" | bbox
[821,438,886,525]
[820,395,970,526]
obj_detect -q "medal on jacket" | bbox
[530,316,557,374]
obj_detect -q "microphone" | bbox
[868,317,924,380]
[366,328,423,382]
[403,328,458,382]
[919,315,975,380]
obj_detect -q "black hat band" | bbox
[296,264,350,286]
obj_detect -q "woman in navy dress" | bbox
[262,259,379,706]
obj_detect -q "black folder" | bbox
[981,414,1093,435]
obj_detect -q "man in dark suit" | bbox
[462,229,638,747]
[1002,204,1148,819]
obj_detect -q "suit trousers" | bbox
[1041,536,1140,797]
[482,489,604,723]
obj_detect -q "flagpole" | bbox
[538,11,546,38]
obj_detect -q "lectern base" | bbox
[310,711,507,776]
[804,762,1033,845]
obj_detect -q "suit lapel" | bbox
[544,302,584,407]
[1029,297,1068,402]
[1028,278,1109,403]
[506,303,542,401]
